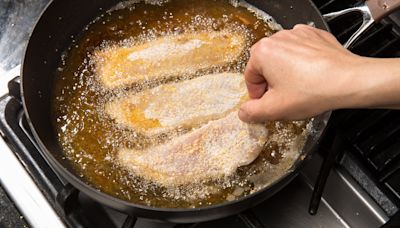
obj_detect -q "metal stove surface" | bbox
[0,0,394,227]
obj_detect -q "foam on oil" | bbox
[52,0,309,208]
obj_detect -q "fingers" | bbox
[244,41,268,99]
[238,99,267,123]
[239,24,351,123]
[238,93,278,122]
[244,57,267,99]
[240,25,341,123]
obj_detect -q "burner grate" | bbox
[333,109,400,219]
[352,22,400,57]
[313,0,400,57]
[343,110,400,205]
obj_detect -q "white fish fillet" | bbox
[105,73,247,136]
[118,112,268,186]
[94,30,247,89]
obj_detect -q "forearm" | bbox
[339,58,400,110]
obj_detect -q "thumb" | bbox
[238,94,276,123]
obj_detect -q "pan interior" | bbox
[51,0,311,208]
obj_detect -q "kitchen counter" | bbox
[0,185,28,227]
[0,0,50,72]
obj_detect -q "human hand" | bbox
[238,24,362,122]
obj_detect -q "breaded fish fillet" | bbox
[94,31,246,89]
[105,73,247,136]
[118,112,268,186]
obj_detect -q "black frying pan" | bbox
[21,0,398,223]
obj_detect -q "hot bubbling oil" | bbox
[52,0,309,208]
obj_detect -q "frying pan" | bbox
[21,0,400,223]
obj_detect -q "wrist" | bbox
[335,57,400,109]
[320,54,366,111]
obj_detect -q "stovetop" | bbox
[0,0,400,227]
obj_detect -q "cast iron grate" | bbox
[313,0,400,57]
[334,109,400,208]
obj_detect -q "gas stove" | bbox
[0,0,399,227]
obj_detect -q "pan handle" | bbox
[322,0,400,48]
